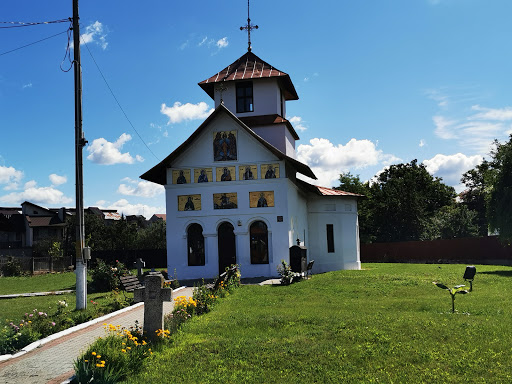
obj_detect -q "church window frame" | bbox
[250,220,269,264]
[187,223,205,266]
[236,81,254,113]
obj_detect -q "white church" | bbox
[141,48,362,279]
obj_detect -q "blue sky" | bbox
[1,0,512,217]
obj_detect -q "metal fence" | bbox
[0,255,73,275]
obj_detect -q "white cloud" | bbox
[22,83,32,89]
[289,116,307,132]
[423,153,483,190]
[419,139,426,147]
[117,178,164,198]
[24,180,37,189]
[49,174,67,186]
[0,166,23,185]
[160,101,214,125]
[0,185,72,205]
[86,133,142,165]
[216,37,229,48]
[296,138,401,187]
[198,37,208,46]
[98,198,164,219]
[470,105,512,121]
[80,21,108,50]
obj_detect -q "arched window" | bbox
[250,221,269,264]
[187,223,205,266]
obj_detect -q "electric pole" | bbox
[73,0,87,310]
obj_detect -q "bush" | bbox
[90,259,128,292]
[1,257,23,277]
[277,260,301,285]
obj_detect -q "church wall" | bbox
[286,180,309,252]
[307,197,361,273]
[284,128,296,158]
[251,125,286,154]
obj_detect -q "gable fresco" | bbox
[239,164,257,180]
[261,163,280,179]
[213,193,238,209]
[249,191,274,208]
[172,169,191,184]
[178,194,201,211]
[216,166,236,182]
[213,130,237,161]
[194,168,212,183]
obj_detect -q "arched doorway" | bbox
[218,222,236,274]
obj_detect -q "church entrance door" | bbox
[218,222,236,274]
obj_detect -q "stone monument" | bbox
[134,272,172,341]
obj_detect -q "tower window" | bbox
[236,81,254,113]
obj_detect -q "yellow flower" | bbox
[121,349,126,353]
[91,352,96,356]
[97,355,101,359]
[126,347,131,350]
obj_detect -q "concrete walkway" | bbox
[0,286,194,384]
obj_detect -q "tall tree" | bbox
[487,135,512,243]
[369,160,455,242]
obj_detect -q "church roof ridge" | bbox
[140,103,315,185]
[294,179,365,198]
[198,51,299,101]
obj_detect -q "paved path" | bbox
[0,286,194,384]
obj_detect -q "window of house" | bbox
[236,81,254,113]
[326,224,335,253]
[187,223,205,266]
[250,221,269,264]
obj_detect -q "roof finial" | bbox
[240,0,258,52]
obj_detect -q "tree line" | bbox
[336,135,512,245]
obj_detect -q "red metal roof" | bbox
[26,216,66,227]
[199,51,299,101]
[295,179,364,198]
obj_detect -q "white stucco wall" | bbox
[306,196,361,273]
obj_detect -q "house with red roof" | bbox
[141,49,362,279]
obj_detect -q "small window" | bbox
[187,223,205,266]
[236,81,254,113]
[250,221,269,264]
[326,224,335,253]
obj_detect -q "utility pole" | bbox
[73,0,87,310]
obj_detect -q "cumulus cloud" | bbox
[423,153,483,191]
[49,174,67,186]
[296,138,401,187]
[0,183,72,205]
[86,133,143,165]
[80,21,108,50]
[160,101,214,125]
[0,166,23,186]
[97,198,164,218]
[117,178,164,198]
[289,116,307,132]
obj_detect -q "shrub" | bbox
[277,260,301,285]
[1,257,23,277]
[90,259,128,292]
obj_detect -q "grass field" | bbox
[0,272,76,295]
[126,263,512,384]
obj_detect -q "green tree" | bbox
[487,135,512,243]
[422,204,479,240]
[135,220,166,250]
[369,160,455,242]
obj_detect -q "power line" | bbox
[80,36,160,162]
[0,18,70,29]
[0,29,69,57]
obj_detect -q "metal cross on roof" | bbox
[240,0,258,52]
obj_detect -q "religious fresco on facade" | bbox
[213,130,237,161]
[249,191,274,208]
[172,169,191,184]
[194,168,212,183]
[213,193,238,209]
[261,163,280,179]
[178,194,201,211]
[216,166,236,182]
[239,165,257,180]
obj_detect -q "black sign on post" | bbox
[463,266,476,291]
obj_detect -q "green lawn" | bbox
[126,263,512,384]
[0,272,76,294]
